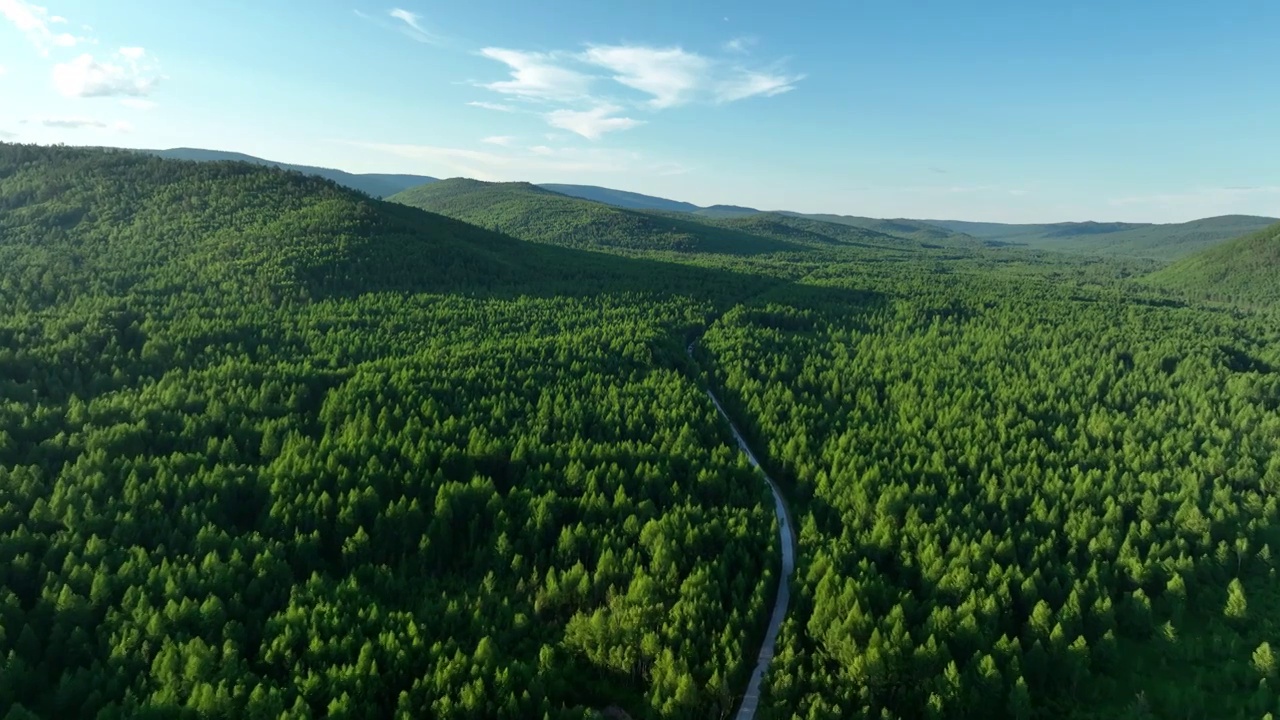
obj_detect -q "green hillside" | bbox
[6,142,1280,720]
[925,215,1279,259]
[1147,220,1280,304]
[0,143,784,719]
[389,178,799,255]
[538,183,700,213]
[703,212,955,253]
[143,147,437,198]
[780,212,968,244]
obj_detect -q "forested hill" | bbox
[0,142,790,718]
[142,147,437,198]
[923,215,1279,260]
[1147,220,1280,305]
[0,144,540,308]
[776,212,967,244]
[389,178,803,255]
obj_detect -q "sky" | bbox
[1,0,1277,223]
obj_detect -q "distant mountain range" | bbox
[142,148,438,199]
[139,147,1278,261]
[924,216,1280,260]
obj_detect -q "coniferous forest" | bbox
[2,143,1280,719]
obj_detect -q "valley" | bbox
[2,142,1279,720]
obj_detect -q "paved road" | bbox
[692,346,796,720]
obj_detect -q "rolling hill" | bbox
[537,183,700,213]
[923,215,1279,259]
[779,212,967,245]
[389,178,801,255]
[142,147,437,198]
[1147,220,1280,305]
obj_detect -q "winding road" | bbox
[690,342,797,720]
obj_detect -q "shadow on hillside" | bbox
[316,202,892,316]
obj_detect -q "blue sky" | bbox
[1,0,1277,222]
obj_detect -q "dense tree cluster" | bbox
[699,265,1280,719]
[0,145,782,719]
[4,143,1278,719]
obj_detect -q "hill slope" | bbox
[0,145,531,309]
[389,178,798,255]
[537,183,700,213]
[923,215,1279,259]
[1147,221,1280,304]
[143,147,437,198]
[780,212,967,245]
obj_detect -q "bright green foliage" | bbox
[1148,221,1280,305]
[0,144,780,719]
[4,142,1279,720]
[699,262,1280,719]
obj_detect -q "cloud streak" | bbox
[479,48,594,101]
[467,101,519,113]
[389,8,439,43]
[28,115,131,132]
[545,104,643,140]
[582,45,708,109]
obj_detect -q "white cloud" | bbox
[723,36,756,54]
[389,8,423,32]
[581,45,708,109]
[0,0,82,53]
[545,105,643,140]
[53,49,160,98]
[467,100,518,113]
[341,140,646,181]
[481,135,516,147]
[529,145,554,155]
[478,48,593,101]
[474,40,802,140]
[388,8,438,43]
[715,70,802,103]
[0,129,15,139]
[30,115,130,132]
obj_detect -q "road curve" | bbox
[691,343,796,720]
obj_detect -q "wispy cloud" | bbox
[389,8,439,43]
[481,135,516,147]
[715,69,802,103]
[723,36,756,54]
[545,104,643,140]
[467,100,519,113]
[473,40,803,139]
[479,48,594,101]
[0,129,15,139]
[581,45,708,109]
[0,0,83,55]
[53,48,161,98]
[28,115,131,132]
